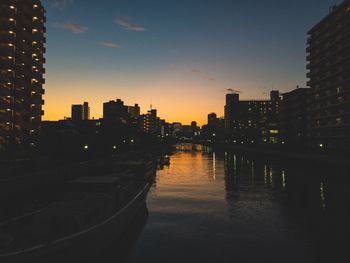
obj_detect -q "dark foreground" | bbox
[97,143,349,263]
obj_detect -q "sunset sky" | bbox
[43,0,339,125]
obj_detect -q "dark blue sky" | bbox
[42,0,341,124]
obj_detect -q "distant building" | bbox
[191,121,199,133]
[128,104,140,119]
[172,122,182,137]
[103,99,128,123]
[224,91,280,143]
[279,87,308,148]
[83,102,90,120]
[140,109,157,134]
[306,1,350,152]
[0,0,46,148]
[224,93,239,136]
[71,102,90,122]
[208,113,218,126]
[71,105,83,122]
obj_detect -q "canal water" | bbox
[99,144,350,263]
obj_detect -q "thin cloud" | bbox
[191,69,216,81]
[45,0,73,9]
[53,22,87,34]
[115,16,146,32]
[99,41,122,49]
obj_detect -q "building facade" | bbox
[0,0,46,148]
[224,91,280,143]
[279,88,309,149]
[306,0,350,153]
[71,102,90,122]
[103,99,128,123]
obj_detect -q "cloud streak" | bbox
[53,22,87,34]
[45,0,73,9]
[191,69,216,81]
[115,16,146,32]
[98,41,122,49]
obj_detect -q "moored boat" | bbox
[0,172,152,263]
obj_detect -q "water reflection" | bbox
[121,144,350,263]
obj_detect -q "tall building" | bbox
[224,93,239,135]
[83,102,90,120]
[306,1,350,152]
[207,113,218,126]
[224,92,280,143]
[128,104,140,119]
[0,0,46,148]
[103,99,128,123]
[71,102,90,122]
[140,109,157,134]
[279,88,308,148]
[71,105,83,122]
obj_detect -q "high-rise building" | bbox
[279,87,308,149]
[306,1,350,152]
[71,102,90,122]
[103,99,128,123]
[128,104,140,119]
[140,109,157,134]
[207,113,217,126]
[0,0,46,148]
[83,102,90,120]
[224,93,239,135]
[224,92,280,143]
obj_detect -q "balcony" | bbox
[0,99,11,109]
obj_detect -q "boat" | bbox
[114,159,156,182]
[0,171,152,263]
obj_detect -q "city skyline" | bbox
[43,0,340,125]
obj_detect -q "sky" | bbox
[42,0,341,125]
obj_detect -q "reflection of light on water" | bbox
[213,152,216,180]
[251,161,255,183]
[269,167,273,186]
[264,165,268,185]
[320,182,326,210]
[233,154,237,172]
[282,171,286,189]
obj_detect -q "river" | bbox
[99,143,350,263]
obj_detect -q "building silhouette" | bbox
[306,0,350,153]
[279,87,308,149]
[83,102,90,120]
[224,91,280,143]
[71,102,90,122]
[140,109,157,134]
[103,99,128,123]
[128,104,140,119]
[0,0,46,148]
